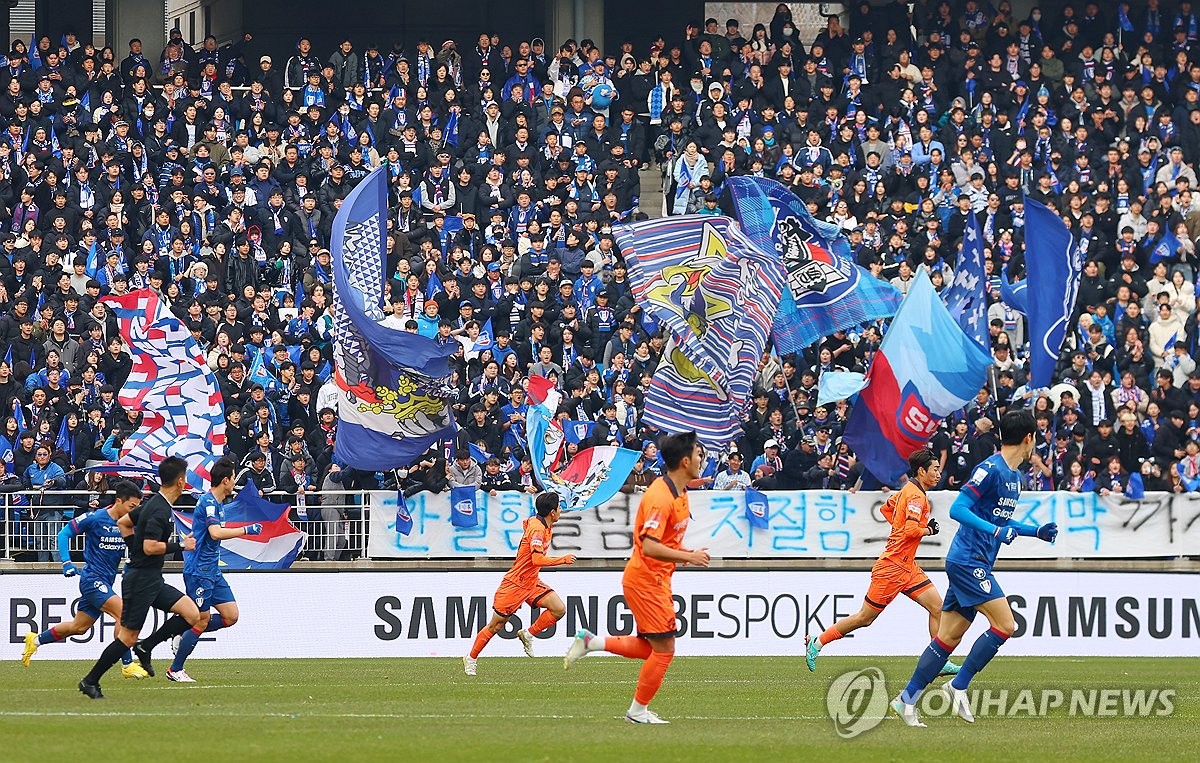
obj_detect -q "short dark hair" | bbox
[211,457,236,486]
[999,409,1036,446]
[908,447,937,476]
[535,491,560,517]
[157,455,188,486]
[659,430,699,471]
[114,480,142,502]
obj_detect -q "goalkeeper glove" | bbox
[993,526,1018,544]
[1037,522,1058,543]
[62,561,79,578]
[927,518,940,536]
[243,524,263,536]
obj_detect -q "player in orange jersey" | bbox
[563,431,710,724]
[463,492,576,676]
[805,448,959,676]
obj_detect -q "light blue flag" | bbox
[817,370,867,408]
[943,211,989,352]
[1024,198,1083,389]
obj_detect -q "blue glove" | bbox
[1037,522,1058,543]
[993,526,1018,544]
[243,523,263,536]
[62,561,78,577]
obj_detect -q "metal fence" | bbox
[0,489,378,563]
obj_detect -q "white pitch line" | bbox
[0,710,827,721]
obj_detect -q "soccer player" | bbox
[463,492,575,676]
[166,457,262,682]
[891,410,1058,726]
[79,456,206,699]
[805,448,958,677]
[22,481,149,680]
[564,431,710,724]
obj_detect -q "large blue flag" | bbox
[172,491,305,570]
[843,270,991,485]
[614,216,783,445]
[1024,198,1083,389]
[943,211,989,351]
[724,176,901,354]
[999,263,1028,315]
[330,167,457,470]
[1151,231,1182,264]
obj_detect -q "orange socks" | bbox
[603,635,653,660]
[469,629,494,658]
[634,651,674,705]
[527,610,558,636]
[819,626,843,647]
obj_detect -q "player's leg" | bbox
[941,593,1017,723]
[81,578,152,697]
[517,587,563,656]
[171,577,238,680]
[134,584,204,676]
[806,572,896,671]
[96,595,148,678]
[566,583,656,669]
[464,609,511,675]
[627,632,675,723]
[911,584,961,676]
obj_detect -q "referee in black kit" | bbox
[80,457,205,699]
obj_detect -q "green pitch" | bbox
[0,656,1194,761]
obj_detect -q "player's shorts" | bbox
[120,571,186,631]
[622,576,677,638]
[185,572,236,612]
[492,580,553,618]
[77,578,118,619]
[942,560,1005,620]
[863,565,933,611]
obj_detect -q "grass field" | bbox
[1,655,1195,761]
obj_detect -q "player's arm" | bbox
[142,508,193,555]
[208,523,262,540]
[117,513,135,538]
[56,515,85,574]
[891,493,929,540]
[529,531,575,566]
[641,536,709,567]
[1005,517,1058,542]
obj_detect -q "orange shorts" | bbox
[493,581,553,617]
[863,565,932,611]
[622,577,678,637]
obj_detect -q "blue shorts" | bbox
[77,578,117,619]
[184,572,236,611]
[942,561,1005,620]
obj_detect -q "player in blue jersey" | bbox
[891,410,1058,727]
[165,457,260,683]
[21,482,149,680]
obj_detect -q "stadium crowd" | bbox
[7,1,1200,561]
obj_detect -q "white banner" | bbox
[367,490,1200,559]
[4,571,1197,659]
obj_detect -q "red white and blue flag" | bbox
[842,270,991,485]
[615,216,783,446]
[172,490,305,570]
[92,290,226,488]
[525,375,638,510]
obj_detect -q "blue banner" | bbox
[1024,198,1083,389]
[450,485,479,528]
[745,487,770,529]
[724,176,901,354]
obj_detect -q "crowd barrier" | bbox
[4,488,1199,561]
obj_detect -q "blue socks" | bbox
[951,628,1008,691]
[40,627,133,664]
[170,614,226,672]
[901,638,952,705]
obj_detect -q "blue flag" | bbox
[745,487,770,529]
[943,211,989,351]
[562,419,597,445]
[12,398,25,433]
[248,350,282,391]
[172,491,305,569]
[999,263,1028,315]
[467,442,492,463]
[843,270,991,485]
[1125,472,1145,500]
[816,370,868,408]
[85,242,100,277]
[724,176,902,354]
[473,318,494,354]
[3,345,11,370]
[56,417,74,464]
[614,216,784,445]
[395,491,413,536]
[1151,231,1182,264]
[1081,473,1096,493]
[1024,198,1083,388]
[330,167,457,471]
[450,485,479,528]
[29,35,41,70]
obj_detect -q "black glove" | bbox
[927,518,940,536]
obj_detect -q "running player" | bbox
[166,457,261,682]
[22,481,149,680]
[805,448,958,677]
[463,492,575,676]
[79,456,206,699]
[564,431,710,724]
[891,410,1058,726]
